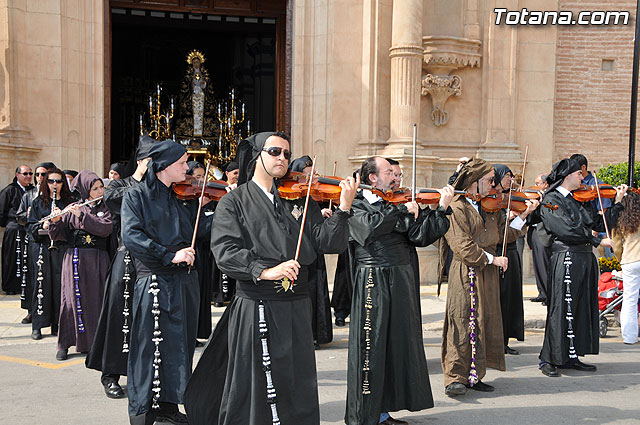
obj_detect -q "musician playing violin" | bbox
[442,158,537,397]
[537,158,623,378]
[185,132,358,425]
[346,156,453,425]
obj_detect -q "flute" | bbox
[39,196,104,223]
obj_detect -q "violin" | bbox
[279,171,388,203]
[173,175,230,201]
[481,189,558,213]
[381,187,480,205]
[572,184,617,203]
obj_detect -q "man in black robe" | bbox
[537,158,621,377]
[122,139,211,425]
[0,165,34,296]
[346,156,453,425]
[86,137,154,399]
[184,131,358,425]
[527,173,550,304]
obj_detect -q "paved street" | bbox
[1,283,639,425]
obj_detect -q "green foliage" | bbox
[596,161,640,186]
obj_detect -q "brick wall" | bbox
[554,1,637,169]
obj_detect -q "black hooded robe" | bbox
[27,196,73,332]
[345,195,450,425]
[184,180,351,425]
[122,177,211,418]
[538,190,621,366]
[0,181,32,294]
[86,175,141,376]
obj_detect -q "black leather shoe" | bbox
[530,296,546,303]
[466,381,495,392]
[504,346,519,355]
[31,329,42,340]
[51,324,58,336]
[195,340,204,347]
[445,382,467,396]
[154,410,189,424]
[541,363,559,377]
[572,360,597,372]
[380,417,409,425]
[56,349,68,361]
[213,302,224,308]
[104,381,125,399]
[335,318,346,327]
[21,313,32,324]
[5,291,16,295]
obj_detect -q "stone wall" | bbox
[554,0,637,168]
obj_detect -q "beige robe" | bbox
[441,196,519,387]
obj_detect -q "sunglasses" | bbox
[35,172,46,177]
[262,147,291,161]
[20,172,34,176]
[47,179,64,184]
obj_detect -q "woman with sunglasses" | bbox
[15,162,57,324]
[48,170,113,361]
[27,168,75,340]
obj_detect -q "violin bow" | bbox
[500,180,514,278]
[592,170,612,241]
[188,160,212,273]
[328,160,337,209]
[412,123,417,203]
[519,145,529,192]
[294,155,317,263]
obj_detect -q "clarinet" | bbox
[48,188,57,251]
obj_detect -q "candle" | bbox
[231,88,235,100]
[148,96,152,108]
[241,103,245,115]
[218,104,221,116]
[170,97,174,110]
[247,120,251,133]
[156,84,160,96]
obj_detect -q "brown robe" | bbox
[441,196,519,387]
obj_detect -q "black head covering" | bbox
[110,162,126,176]
[237,131,277,185]
[187,161,204,176]
[136,135,156,160]
[64,170,78,179]
[225,161,239,172]
[289,155,313,173]
[493,164,513,192]
[70,170,101,201]
[33,162,57,185]
[149,140,187,173]
[545,158,581,192]
[453,158,493,191]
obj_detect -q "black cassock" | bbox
[121,180,211,418]
[17,187,40,311]
[0,181,32,294]
[194,201,215,340]
[538,190,621,366]
[346,195,450,425]
[86,176,141,377]
[330,243,355,320]
[184,180,350,425]
[309,251,333,344]
[27,196,72,332]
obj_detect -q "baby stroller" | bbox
[598,271,624,338]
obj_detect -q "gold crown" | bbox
[186,50,205,65]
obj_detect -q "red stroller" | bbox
[598,271,624,337]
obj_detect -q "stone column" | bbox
[386,0,423,153]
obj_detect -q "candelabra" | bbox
[213,88,251,165]
[140,83,174,141]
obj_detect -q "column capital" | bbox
[389,44,423,59]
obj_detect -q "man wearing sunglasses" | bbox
[0,165,34,296]
[186,131,358,425]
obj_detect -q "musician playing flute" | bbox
[346,156,453,425]
[121,140,212,425]
[48,171,113,362]
[184,132,358,425]
[27,168,75,341]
